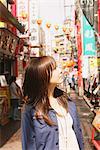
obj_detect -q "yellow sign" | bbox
[97,58,100,67]
[89,58,98,68]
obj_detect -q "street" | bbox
[0,129,21,150]
[0,90,96,150]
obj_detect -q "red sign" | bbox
[76,21,83,88]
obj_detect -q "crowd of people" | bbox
[63,69,78,95]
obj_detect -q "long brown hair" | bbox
[23,56,68,125]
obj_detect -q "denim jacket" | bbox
[21,99,84,150]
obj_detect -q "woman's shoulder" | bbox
[22,104,35,116]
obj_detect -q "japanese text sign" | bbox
[83,15,96,56]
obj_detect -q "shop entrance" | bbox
[0,59,4,74]
[0,54,15,84]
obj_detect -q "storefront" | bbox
[0,1,25,147]
[0,28,19,78]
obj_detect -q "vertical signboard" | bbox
[89,57,98,75]
[76,20,83,96]
[82,56,89,78]
[28,0,39,57]
[29,0,39,46]
[16,0,29,38]
[83,15,96,56]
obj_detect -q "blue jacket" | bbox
[21,100,84,150]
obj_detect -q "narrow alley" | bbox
[0,90,96,150]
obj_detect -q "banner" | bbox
[76,19,83,96]
[89,57,98,75]
[83,15,96,56]
[82,56,89,78]
[16,0,29,38]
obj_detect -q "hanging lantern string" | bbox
[36,18,74,32]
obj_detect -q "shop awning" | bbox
[0,2,25,34]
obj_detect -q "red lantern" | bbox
[66,60,74,67]
[46,22,51,28]
[54,24,59,30]
[37,18,42,26]
[70,60,74,66]
[69,28,73,32]
[62,26,66,32]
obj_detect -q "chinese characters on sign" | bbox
[0,28,19,54]
[29,0,39,46]
[16,0,29,38]
[83,15,96,56]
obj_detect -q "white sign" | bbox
[16,0,29,38]
[82,56,89,78]
[29,0,39,46]
[0,75,7,86]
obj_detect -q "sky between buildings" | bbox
[39,0,75,26]
[39,0,64,26]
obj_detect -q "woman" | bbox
[22,56,84,150]
[9,76,21,120]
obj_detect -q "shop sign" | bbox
[89,57,98,68]
[89,57,98,75]
[82,56,89,78]
[83,15,96,56]
[97,58,100,67]
[16,0,29,38]
[29,0,39,46]
[0,28,19,54]
[30,48,39,57]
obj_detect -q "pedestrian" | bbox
[72,74,75,90]
[21,56,84,150]
[67,72,73,89]
[9,75,21,120]
[16,74,24,106]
